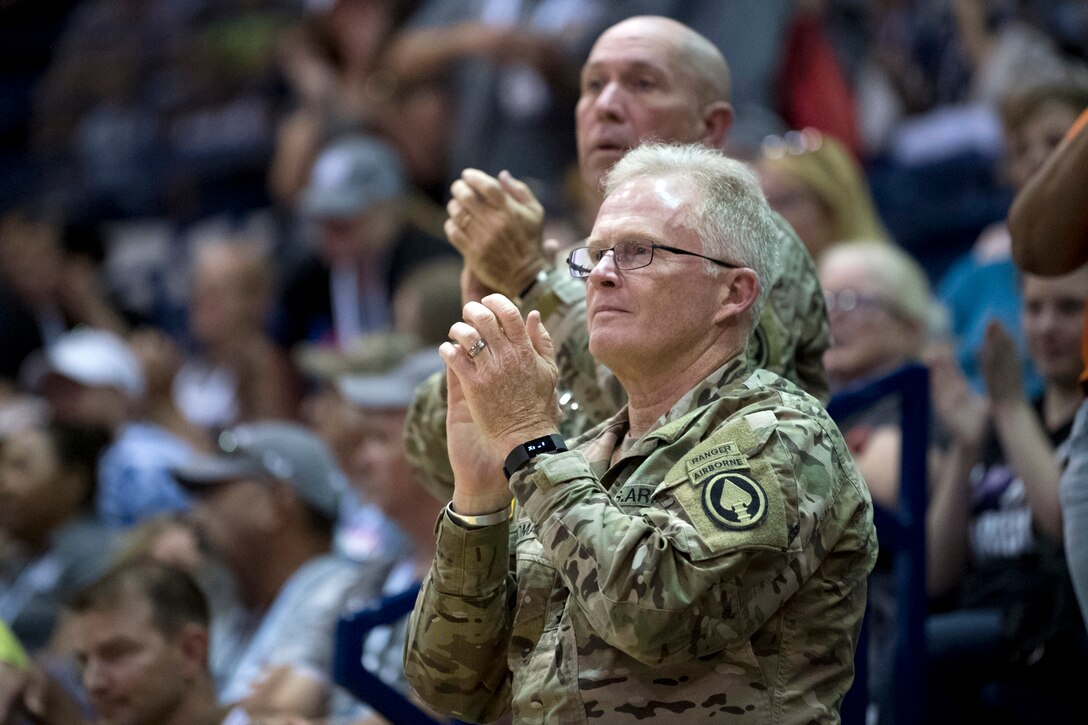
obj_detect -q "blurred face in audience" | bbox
[757,165,834,257]
[0,214,63,305]
[74,594,203,725]
[304,386,361,469]
[383,82,454,190]
[0,427,82,548]
[318,204,400,267]
[1006,101,1081,189]
[42,375,127,429]
[820,254,922,386]
[343,405,414,524]
[190,246,264,347]
[189,478,272,572]
[1021,267,1088,386]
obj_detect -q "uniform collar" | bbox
[584,353,752,459]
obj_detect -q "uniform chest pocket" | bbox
[511,530,566,664]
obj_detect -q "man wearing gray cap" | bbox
[173,421,378,721]
[275,134,458,350]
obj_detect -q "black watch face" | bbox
[526,438,556,454]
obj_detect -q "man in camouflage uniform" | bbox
[404,144,876,723]
[405,16,829,501]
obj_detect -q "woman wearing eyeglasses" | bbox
[818,240,937,509]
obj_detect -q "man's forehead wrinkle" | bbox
[583,52,675,82]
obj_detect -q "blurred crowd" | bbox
[1,0,1087,723]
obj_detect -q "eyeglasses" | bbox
[566,240,739,278]
[760,127,824,159]
[823,289,896,316]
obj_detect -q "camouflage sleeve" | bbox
[403,515,516,722]
[748,214,830,404]
[403,371,455,503]
[509,408,873,668]
[403,268,627,503]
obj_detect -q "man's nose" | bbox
[593,81,624,117]
[1034,307,1060,333]
[587,249,620,285]
[83,658,108,693]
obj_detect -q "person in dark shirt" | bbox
[275,134,458,350]
[926,265,1088,723]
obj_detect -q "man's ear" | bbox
[712,268,759,326]
[701,101,734,150]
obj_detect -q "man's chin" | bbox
[582,149,626,184]
[93,707,129,725]
[588,334,626,370]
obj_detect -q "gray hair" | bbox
[819,240,940,334]
[603,142,780,320]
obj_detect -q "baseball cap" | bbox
[35,327,146,400]
[172,422,346,520]
[337,348,444,409]
[300,135,406,219]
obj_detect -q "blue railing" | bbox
[333,582,440,725]
[831,363,929,725]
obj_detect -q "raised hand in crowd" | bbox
[445,169,546,298]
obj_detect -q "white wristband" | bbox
[445,501,511,528]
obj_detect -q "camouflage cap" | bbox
[293,332,421,382]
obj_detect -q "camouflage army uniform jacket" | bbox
[404,357,876,724]
[404,213,828,501]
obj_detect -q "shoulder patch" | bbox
[659,413,790,553]
[701,471,767,530]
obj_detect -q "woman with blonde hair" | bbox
[757,129,891,259]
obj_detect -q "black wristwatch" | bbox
[503,434,567,479]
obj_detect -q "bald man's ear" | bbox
[701,101,734,150]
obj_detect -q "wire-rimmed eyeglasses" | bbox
[760,127,824,160]
[823,289,899,317]
[566,240,740,278]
